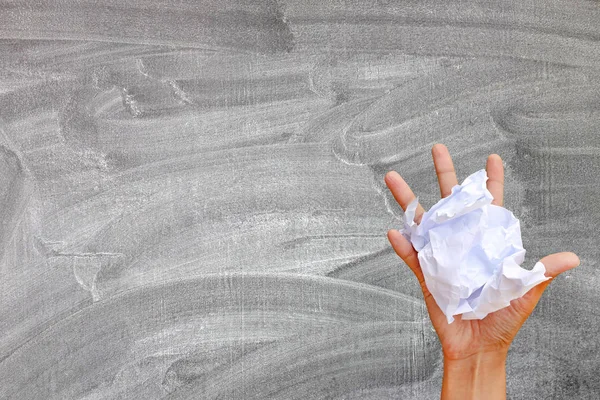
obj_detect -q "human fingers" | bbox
[512,252,580,317]
[387,229,426,288]
[432,144,458,198]
[539,252,581,278]
[384,171,426,224]
[486,154,504,207]
[387,229,449,328]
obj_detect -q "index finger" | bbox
[486,154,504,206]
[384,171,426,223]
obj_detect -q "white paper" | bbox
[401,169,550,323]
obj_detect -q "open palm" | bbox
[384,144,580,361]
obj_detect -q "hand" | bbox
[384,144,580,399]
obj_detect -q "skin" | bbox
[384,144,580,400]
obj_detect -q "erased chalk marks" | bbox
[0,0,599,398]
[0,274,428,399]
[284,0,600,67]
[0,140,36,270]
[0,0,294,54]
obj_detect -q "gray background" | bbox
[0,0,598,398]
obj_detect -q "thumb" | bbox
[540,252,581,279]
[514,252,580,316]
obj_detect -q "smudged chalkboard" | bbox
[0,0,598,398]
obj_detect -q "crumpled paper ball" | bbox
[401,169,549,323]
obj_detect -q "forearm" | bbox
[441,351,507,400]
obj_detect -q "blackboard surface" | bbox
[0,1,598,398]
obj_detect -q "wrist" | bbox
[441,351,507,400]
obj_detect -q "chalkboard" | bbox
[0,0,598,398]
